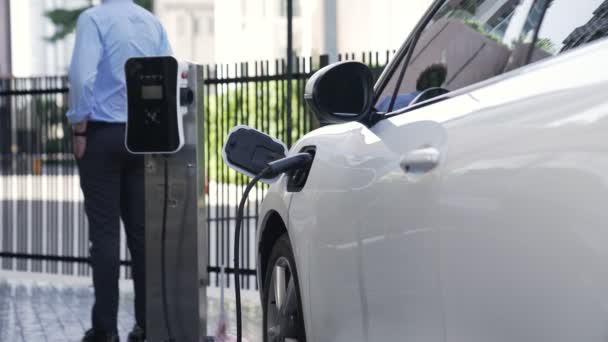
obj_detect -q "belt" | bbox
[87,121,126,128]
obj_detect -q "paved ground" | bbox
[0,271,263,342]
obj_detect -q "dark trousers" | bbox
[77,122,145,333]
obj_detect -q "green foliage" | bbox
[137,0,154,11]
[463,17,482,31]
[45,6,90,42]
[34,99,70,155]
[204,81,315,183]
[11,96,70,155]
[461,17,508,47]
[447,7,508,47]
[536,37,556,54]
[45,0,155,42]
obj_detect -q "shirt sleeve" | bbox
[66,12,103,124]
[158,24,173,56]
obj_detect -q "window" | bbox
[376,0,545,113]
[523,0,608,60]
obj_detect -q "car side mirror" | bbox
[222,125,288,184]
[304,61,375,125]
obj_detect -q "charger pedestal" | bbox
[142,63,208,341]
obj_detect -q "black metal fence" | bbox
[0,52,392,288]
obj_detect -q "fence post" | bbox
[0,79,9,173]
[319,54,330,69]
[286,0,294,147]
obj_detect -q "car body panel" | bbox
[281,94,476,342]
[256,18,608,342]
[438,40,608,342]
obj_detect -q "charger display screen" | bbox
[125,56,179,153]
[141,85,163,100]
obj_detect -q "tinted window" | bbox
[376,0,544,113]
[521,0,608,62]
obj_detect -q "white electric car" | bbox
[257,0,608,341]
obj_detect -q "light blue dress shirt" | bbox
[66,0,173,124]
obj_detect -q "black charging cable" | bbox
[234,152,313,342]
[161,157,175,342]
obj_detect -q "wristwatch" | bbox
[73,131,87,137]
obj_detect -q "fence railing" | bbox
[0,52,393,288]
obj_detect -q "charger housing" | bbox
[125,56,192,154]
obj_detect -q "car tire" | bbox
[262,234,307,342]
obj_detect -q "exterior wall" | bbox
[214,0,282,64]
[335,0,432,54]
[213,0,306,65]
[154,0,433,65]
[154,0,215,64]
[10,0,84,77]
[156,0,308,65]
[8,0,434,73]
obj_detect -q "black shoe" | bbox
[127,325,146,342]
[81,328,120,342]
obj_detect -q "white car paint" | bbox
[257,19,608,342]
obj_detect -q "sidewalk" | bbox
[0,270,262,342]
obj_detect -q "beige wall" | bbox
[155,0,433,65]
[155,0,215,64]
[213,0,310,65]
[215,0,281,64]
[9,0,85,77]
[302,0,433,60]
[335,0,433,54]
[157,0,306,65]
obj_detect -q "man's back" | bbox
[67,0,172,123]
[65,2,173,341]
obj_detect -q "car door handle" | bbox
[400,147,440,174]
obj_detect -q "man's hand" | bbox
[72,121,88,160]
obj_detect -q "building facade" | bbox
[154,0,216,64]
[9,0,88,77]
[155,0,433,65]
[8,0,435,75]
[562,0,608,51]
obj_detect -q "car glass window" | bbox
[376,0,544,113]
[518,0,608,63]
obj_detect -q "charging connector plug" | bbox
[264,152,313,178]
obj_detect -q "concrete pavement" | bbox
[0,270,263,342]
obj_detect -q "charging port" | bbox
[287,146,316,192]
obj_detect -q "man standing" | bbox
[66,1,172,341]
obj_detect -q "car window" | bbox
[376,0,545,113]
[519,0,608,63]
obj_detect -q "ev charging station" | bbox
[125,56,208,342]
[124,56,313,342]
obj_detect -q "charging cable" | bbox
[161,157,175,342]
[234,152,313,342]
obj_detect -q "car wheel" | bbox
[263,234,307,342]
